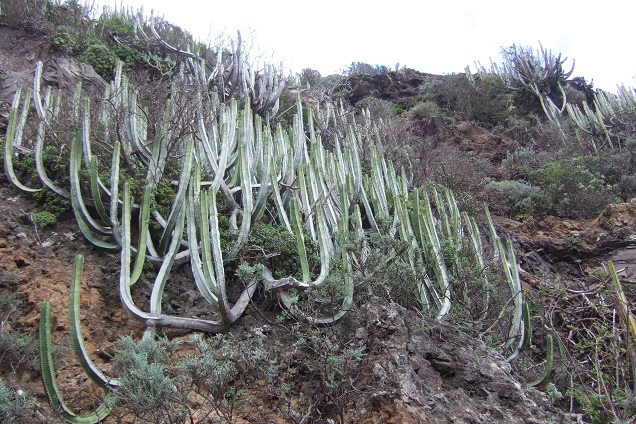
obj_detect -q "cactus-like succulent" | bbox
[0,55,530,420]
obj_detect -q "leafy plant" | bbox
[0,292,43,375]
[112,336,190,423]
[51,25,80,55]
[32,211,57,229]
[0,379,33,423]
[529,159,615,218]
[481,179,543,217]
[78,42,118,79]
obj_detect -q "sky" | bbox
[100,0,635,92]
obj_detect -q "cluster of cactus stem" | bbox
[109,7,286,116]
[3,56,534,421]
[477,42,636,151]
[483,43,573,125]
[566,84,636,151]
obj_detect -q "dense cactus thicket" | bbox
[1,13,530,423]
[1,1,636,423]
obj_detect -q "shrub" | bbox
[501,146,551,178]
[343,62,391,76]
[0,379,33,423]
[420,73,512,128]
[481,179,544,217]
[78,42,118,79]
[112,333,269,423]
[356,97,402,119]
[111,41,147,72]
[112,336,189,423]
[0,326,41,374]
[0,289,59,376]
[495,43,574,112]
[32,211,57,229]
[231,221,319,281]
[410,100,440,120]
[51,25,80,55]
[291,323,366,422]
[96,12,134,36]
[299,68,322,87]
[529,159,616,218]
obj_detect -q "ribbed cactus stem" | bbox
[69,255,120,388]
[70,133,117,250]
[4,91,43,193]
[40,300,115,423]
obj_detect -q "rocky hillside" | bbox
[1,3,636,423]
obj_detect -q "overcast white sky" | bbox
[102,0,635,92]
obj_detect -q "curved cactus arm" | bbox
[186,173,218,304]
[199,189,222,308]
[70,134,117,250]
[81,98,93,165]
[410,188,442,314]
[200,187,257,324]
[251,128,272,222]
[496,238,524,355]
[33,61,48,122]
[527,334,554,389]
[358,177,380,233]
[70,132,111,235]
[484,204,500,263]
[269,165,293,233]
[395,193,429,309]
[283,195,333,287]
[119,181,227,332]
[13,86,32,148]
[226,145,254,259]
[297,164,316,240]
[370,148,389,219]
[200,101,241,211]
[421,192,452,319]
[291,196,311,283]
[109,141,123,246]
[72,81,83,120]
[507,300,531,363]
[35,119,71,199]
[520,301,531,351]
[150,194,186,315]
[4,90,43,193]
[158,137,194,255]
[279,204,352,325]
[129,185,151,286]
[69,255,120,388]
[465,214,491,320]
[89,156,111,223]
[146,118,169,186]
[40,301,115,423]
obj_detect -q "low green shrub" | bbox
[420,73,512,128]
[529,159,616,218]
[112,333,268,423]
[481,179,544,217]
[232,221,320,281]
[410,100,440,120]
[51,25,80,55]
[78,42,118,79]
[0,379,33,423]
[32,211,57,229]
